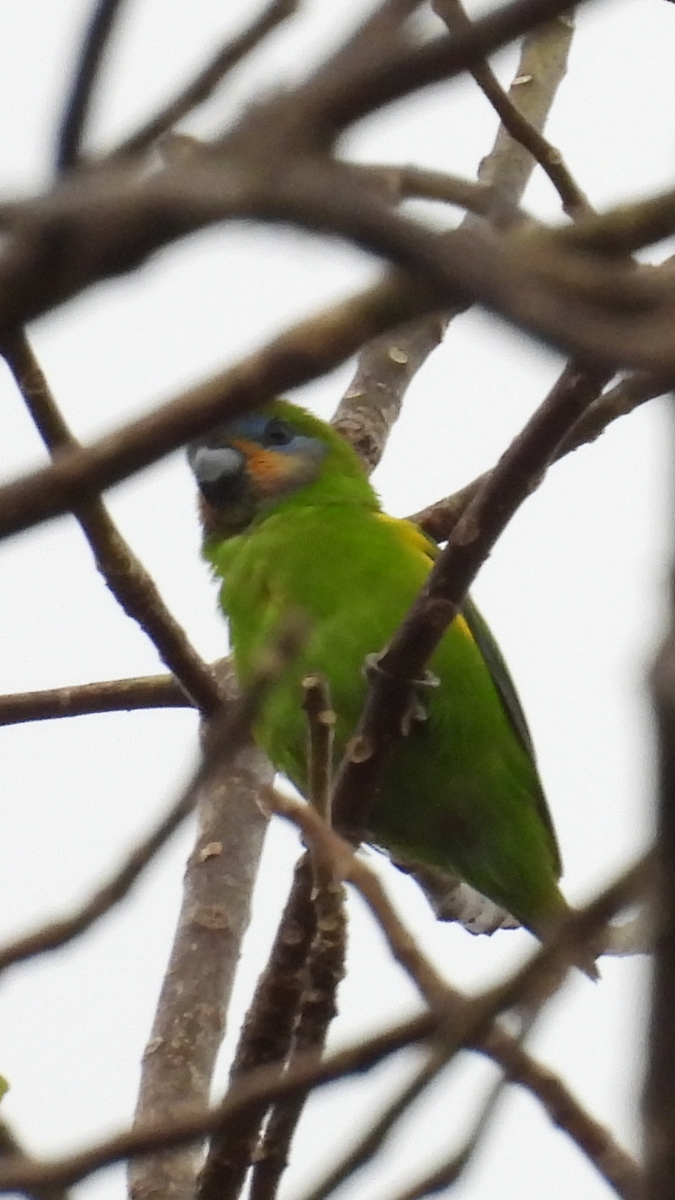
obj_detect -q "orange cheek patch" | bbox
[231,439,302,495]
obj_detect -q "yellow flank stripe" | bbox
[376,514,475,645]
[455,614,475,643]
[376,512,439,567]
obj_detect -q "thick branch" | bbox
[129,690,271,1200]
[128,628,305,1200]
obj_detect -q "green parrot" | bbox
[188,400,569,943]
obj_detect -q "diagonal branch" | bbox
[0,642,302,982]
[0,748,199,978]
[434,0,589,216]
[332,4,580,474]
[0,274,435,544]
[0,836,647,1197]
[412,366,662,543]
[113,0,301,160]
[332,360,611,837]
[56,0,129,172]
[2,329,223,714]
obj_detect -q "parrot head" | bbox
[188,400,376,537]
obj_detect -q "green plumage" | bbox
[190,400,568,939]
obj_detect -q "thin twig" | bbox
[0,642,301,979]
[486,1025,643,1200]
[0,753,199,977]
[349,163,511,218]
[2,329,222,715]
[56,0,129,172]
[0,674,190,726]
[434,0,589,216]
[113,0,300,159]
[381,1010,540,1200]
[0,845,646,1196]
[301,675,336,822]
[297,1047,450,1200]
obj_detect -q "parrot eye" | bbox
[262,419,295,448]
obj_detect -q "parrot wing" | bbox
[461,594,561,872]
[392,516,562,872]
[388,516,538,757]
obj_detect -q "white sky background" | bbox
[0,1,673,1198]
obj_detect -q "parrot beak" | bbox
[188,444,247,507]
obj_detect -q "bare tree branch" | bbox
[56,0,129,172]
[128,625,306,1200]
[412,367,661,543]
[0,675,189,726]
[129,669,272,1200]
[197,856,318,1200]
[0,807,646,1197]
[269,793,645,1200]
[113,0,301,160]
[249,875,346,1200]
[248,680,344,1200]
[644,455,675,1200]
[297,1047,450,1200]
[0,746,199,978]
[434,2,589,216]
[2,329,223,715]
[0,274,435,544]
[0,1117,71,1200]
